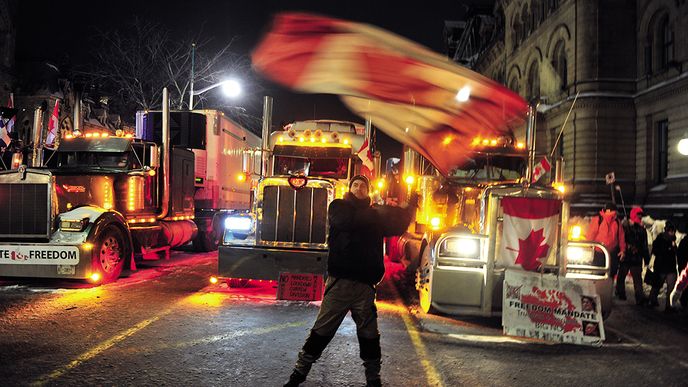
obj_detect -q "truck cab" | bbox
[392,135,613,317]
[218,119,377,281]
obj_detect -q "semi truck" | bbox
[0,89,259,283]
[389,106,613,317]
[218,99,379,281]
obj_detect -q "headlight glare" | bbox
[566,246,593,264]
[224,216,252,232]
[440,237,481,259]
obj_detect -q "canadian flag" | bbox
[531,157,551,183]
[251,13,528,176]
[46,99,59,148]
[499,197,561,271]
[357,138,374,178]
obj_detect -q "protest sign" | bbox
[503,269,605,346]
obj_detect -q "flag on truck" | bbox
[531,157,551,183]
[357,138,374,178]
[46,99,59,148]
[499,197,561,271]
[251,12,528,176]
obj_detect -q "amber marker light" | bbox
[237,173,246,182]
[571,225,582,241]
[516,142,525,149]
[209,276,219,284]
[82,242,94,251]
[90,272,101,282]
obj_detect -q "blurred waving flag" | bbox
[252,13,528,175]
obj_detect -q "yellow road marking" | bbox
[118,320,309,355]
[384,286,444,387]
[31,290,308,386]
[31,310,172,387]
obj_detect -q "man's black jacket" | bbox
[327,193,415,285]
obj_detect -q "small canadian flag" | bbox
[531,157,551,183]
[357,138,374,178]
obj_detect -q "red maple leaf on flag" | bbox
[514,228,550,271]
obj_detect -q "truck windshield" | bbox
[448,152,525,181]
[54,152,131,169]
[274,156,348,179]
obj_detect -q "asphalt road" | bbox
[1,250,687,386]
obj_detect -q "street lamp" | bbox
[188,79,242,110]
[678,138,688,156]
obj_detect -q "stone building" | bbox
[450,0,688,221]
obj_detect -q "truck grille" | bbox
[0,183,51,238]
[260,185,328,244]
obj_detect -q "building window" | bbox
[658,15,673,70]
[522,5,531,36]
[552,40,567,90]
[527,62,540,101]
[656,120,669,183]
[509,78,519,94]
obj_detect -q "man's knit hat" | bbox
[349,175,370,190]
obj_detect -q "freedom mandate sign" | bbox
[502,269,605,347]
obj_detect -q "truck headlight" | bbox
[566,245,594,264]
[60,218,89,232]
[439,237,481,259]
[224,216,252,232]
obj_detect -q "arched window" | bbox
[552,40,567,90]
[513,15,522,50]
[657,14,673,70]
[548,0,559,14]
[527,62,540,101]
[522,5,531,37]
[532,1,542,28]
[509,77,520,94]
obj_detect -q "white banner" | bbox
[0,246,80,265]
[503,269,605,347]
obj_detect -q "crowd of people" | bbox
[586,203,688,313]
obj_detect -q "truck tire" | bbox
[417,245,438,314]
[193,229,220,252]
[92,225,126,283]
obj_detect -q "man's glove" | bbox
[408,192,420,209]
[670,288,683,309]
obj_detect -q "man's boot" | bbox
[358,335,382,386]
[284,330,334,386]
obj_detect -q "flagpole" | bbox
[549,91,580,159]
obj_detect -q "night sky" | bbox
[16,0,492,157]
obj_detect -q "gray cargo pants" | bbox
[294,276,382,381]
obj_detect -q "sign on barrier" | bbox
[503,269,605,347]
[277,272,324,301]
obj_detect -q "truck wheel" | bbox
[193,229,219,252]
[417,246,438,314]
[92,225,126,283]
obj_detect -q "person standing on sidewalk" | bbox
[586,202,625,292]
[617,207,649,305]
[284,175,419,387]
[650,221,678,312]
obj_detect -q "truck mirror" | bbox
[148,145,160,168]
[242,148,254,175]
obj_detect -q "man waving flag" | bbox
[252,13,528,175]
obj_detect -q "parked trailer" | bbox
[136,109,260,251]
